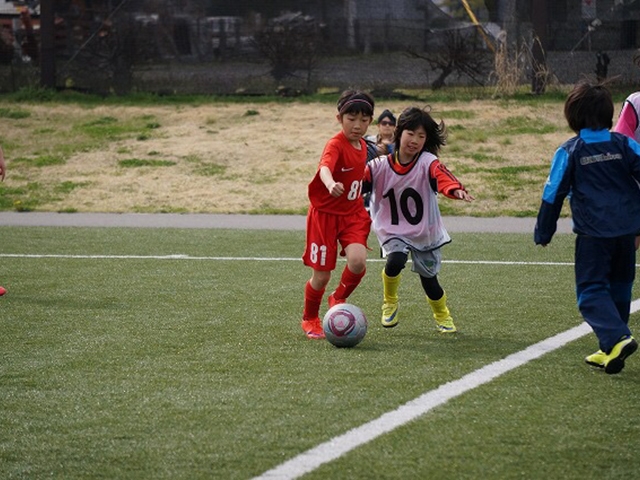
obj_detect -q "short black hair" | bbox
[564,80,613,133]
[336,90,375,117]
[394,106,446,155]
[377,109,396,125]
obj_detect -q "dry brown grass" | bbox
[492,39,524,97]
[0,97,587,216]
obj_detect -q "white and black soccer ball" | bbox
[322,303,368,348]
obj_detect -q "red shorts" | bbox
[302,206,372,271]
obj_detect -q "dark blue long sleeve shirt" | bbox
[535,129,640,245]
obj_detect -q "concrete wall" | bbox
[548,50,640,85]
[128,49,640,96]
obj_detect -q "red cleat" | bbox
[301,318,325,339]
[328,293,345,309]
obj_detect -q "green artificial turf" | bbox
[0,227,638,479]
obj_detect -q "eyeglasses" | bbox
[379,121,395,126]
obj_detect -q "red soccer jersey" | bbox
[308,131,368,216]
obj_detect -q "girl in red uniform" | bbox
[301,90,375,339]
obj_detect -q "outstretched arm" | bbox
[429,160,473,201]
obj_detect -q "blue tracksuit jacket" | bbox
[535,129,640,244]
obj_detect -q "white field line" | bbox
[0,253,575,266]
[252,299,640,480]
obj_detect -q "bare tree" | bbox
[407,28,492,89]
[253,12,324,89]
[54,0,138,95]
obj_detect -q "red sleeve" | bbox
[319,139,339,171]
[429,159,465,198]
[363,164,372,183]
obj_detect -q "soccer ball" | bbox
[322,303,368,348]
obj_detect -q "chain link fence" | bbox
[1,1,639,95]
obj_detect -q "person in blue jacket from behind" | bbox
[535,80,640,374]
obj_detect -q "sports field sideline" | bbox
[0,212,574,233]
